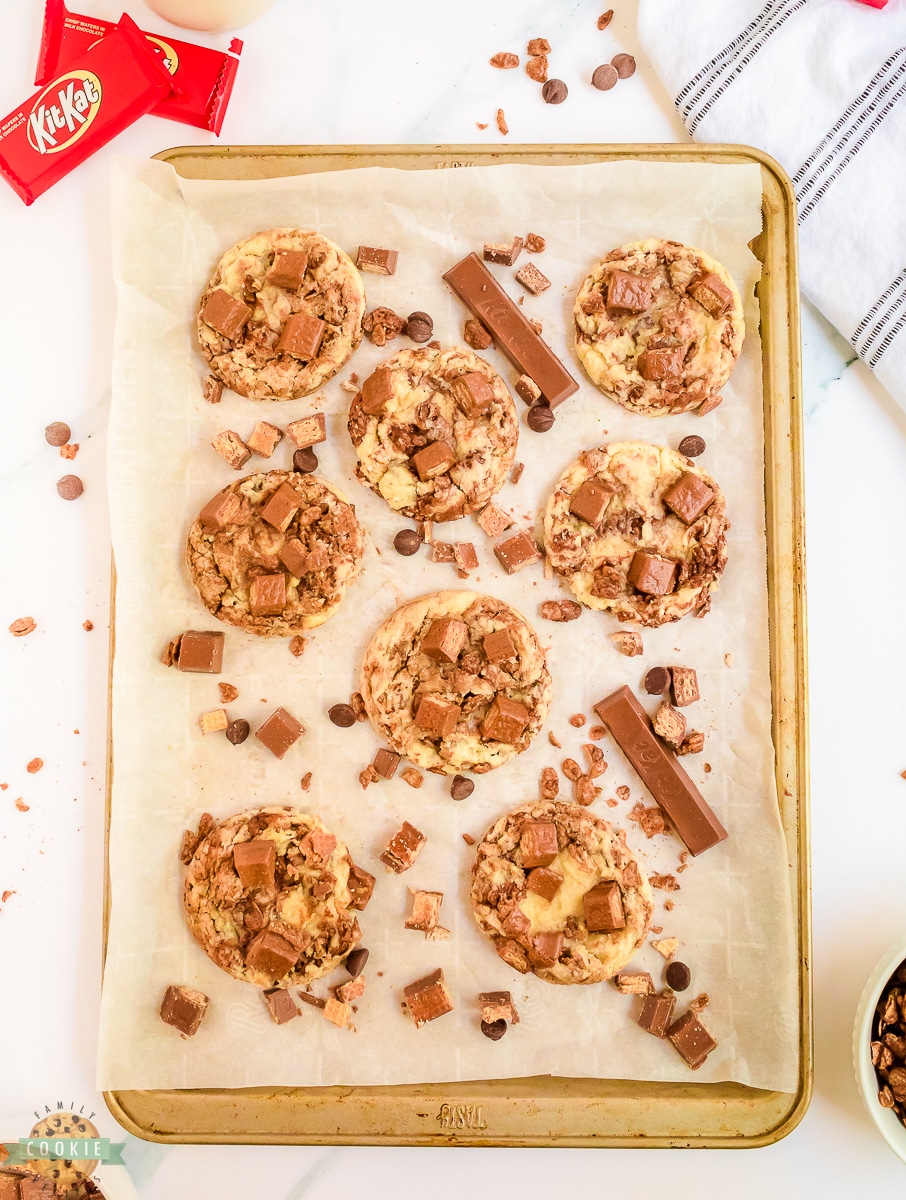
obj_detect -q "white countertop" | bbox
[2,0,905,1194]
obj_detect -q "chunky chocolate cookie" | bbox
[182,807,365,988]
[347,345,518,522]
[197,228,366,401]
[574,239,744,415]
[470,800,653,984]
[186,471,364,637]
[543,441,729,626]
[360,591,552,775]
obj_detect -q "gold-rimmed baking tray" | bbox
[104,143,809,1147]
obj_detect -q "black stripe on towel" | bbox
[852,268,906,361]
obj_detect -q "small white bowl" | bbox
[853,934,906,1164]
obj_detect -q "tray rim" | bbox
[103,141,810,1148]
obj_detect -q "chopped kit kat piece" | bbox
[663,472,715,525]
[451,371,494,416]
[261,482,301,530]
[483,628,517,662]
[454,542,479,573]
[173,630,225,673]
[203,375,224,404]
[361,366,394,415]
[569,479,614,526]
[415,694,460,738]
[671,667,700,707]
[464,317,493,349]
[476,502,514,537]
[245,929,300,980]
[412,440,456,481]
[268,250,309,290]
[515,374,542,405]
[653,702,686,748]
[211,429,251,470]
[627,550,677,595]
[520,819,559,868]
[262,987,299,1024]
[652,937,679,959]
[483,237,524,266]
[404,968,454,1026]
[540,600,582,622]
[515,261,551,295]
[688,272,733,318]
[638,347,683,382]
[667,1009,718,1068]
[233,839,276,889]
[160,984,209,1037]
[246,421,283,458]
[249,573,287,617]
[526,866,563,901]
[614,970,653,995]
[638,992,676,1037]
[531,930,563,967]
[677,731,705,756]
[430,541,456,563]
[254,706,304,758]
[402,767,424,789]
[494,530,541,574]
[357,246,399,275]
[372,748,401,779]
[606,270,653,314]
[276,311,325,359]
[202,288,251,339]
[335,975,366,1003]
[286,413,327,449]
[480,695,530,742]
[200,708,229,734]
[478,990,520,1024]
[405,890,444,933]
[421,616,468,663]
[381,821,426,873]
[199,489,250,530]
[582,879,625,931]
[348,864,376,910]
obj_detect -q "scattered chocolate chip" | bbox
[644,666,672,695]
[451,774,475,801]
[345,947,369,978]
[480,1018,508,1041]
[541,78,568,104]
[666,961,692,991]
[612,53,636,78]
[394,528,422,556]
[226,718,250,745]
[56,474,83,500]
[527,404,555,432]
[292,447,319,473]
[406,311,434,343]
[597,9,613,29]
[45,421,71,446]
[592,63,619,90]
[678,435,706,458]
[329,703,357,728]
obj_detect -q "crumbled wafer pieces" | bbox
[357,246,398,275]
[540,766,559,800]
[381,821,426,873]
[667,1009,718,1069]
[464,318,493,349]
[211,430,251,470]
[653,702,686,748]
[614,970,653,995]
[484,237,523,266]
[363,306,406,346]
[323,997,352,1028]
[479,990,519,1024]
[348,864,376,910]
[671,667,700,707]
[247,421,284,457]
[476,502,514,537]
[515,262,551,295]
[677,731,705,756]
[404,968,454,1027]
[540,599,581,622]
[405,890,444,933]
[200,708,229,734]
[286,413,327,449]
[610,631,643,657]
[515,374,542,405]
[525,232,546,253]
[652,937,679,959]
[289,635,307,657]
[160,985,209,1037]
[219,682,239,703]
[402,766,424,789]
[335,975,366,1003]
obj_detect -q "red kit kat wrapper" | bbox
[36,0,242,135]
[0,13,173,205]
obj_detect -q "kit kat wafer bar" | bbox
[593,684,727,856]
[443,252,579,408]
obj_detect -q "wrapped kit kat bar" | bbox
[37,0,242,135]
[0,13,173,205]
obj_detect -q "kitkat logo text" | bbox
[27,70,103,155]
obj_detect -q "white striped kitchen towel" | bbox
[638,0,906,406]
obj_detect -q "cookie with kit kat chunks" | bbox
[574,238,744,415]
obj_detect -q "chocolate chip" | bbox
[345,947,369,978]
[678,435,706,458]
[541,78,568,104]
[293,447,318,473]
[57,474,83,499]
[644,666,672,695]
[526,404,555,432]
[666,960,691,991]
[406,311,434,343]
[393,528,422,556]
[480,1018,508,1040]
[450,774,475,801]
[226,718,250,745]
[45,421,71,446]
[611,53,636,78]
[328,703,357,728]
[592,63,619,90]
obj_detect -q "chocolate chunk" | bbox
[297,989,327,1009]
[44,421,71,446]
[260,482,300,531]
[293,447,319,473]
[415,694,461,738]
[593,685,727,856]
[172,630,225,673]
[527,404,555,432]
[483,237,524,266]
[246,420,284,458]
[276,311,325,359]
[348,864,376,909]
[476,502,514,537]
[520,819,559,868]
[56,474,84,499]
[490,52,520,69]
[268,249,309,290]
[666,961,692,991]
[451,371,495,416]
[245,929,300,981]
[233,839,276,889]
[421,616,468,664]
[381,821,426,873]
[531,930,564,967]
[412,440,456,481]
[526,866,563,901]
[454,542,479,573]
[404,968,454,1026]
[356,246,398,275]
[592,63,619,90]
[481,1018,508,1040]
[583,879,625,931]
[203,375,224,404]
[541,78,568,103]
[159,984,209,1037]
[199,489,249,531]
[494,530,542,574]
[444,773,473,801]
[254,706,305,759]
[663,472,715,524]
[644,666,672,695]
[638,347,683,381]
[372,748,401,779]
[393,528,422,556]
[653,701,686,748]
[515,374,542,405]
[667,1009,717,1068]
[478,990,520,1024]
[211,430,251,470]
[286,413,326,449]
[262,987,299,1024]
[360,367,394,415]
[611,52,637,78]
[226,718,250,745]
[638,992,676,1037]
[688,272,733,318]
[678,435,706,458]
[480,695,531,742]
[671,667,700,707]
[627,550,677,595]
[430,541,456,563]
[345,947,369,978]
[464,318,493,349]
[406,311,434,342]
[443,253,578,408]
[698,393,723,416]
[406,890,444,932]
[607,270,653,313]
[278,538,309,578]
[569,479,614,527]
[249,573,287,617]
[201,288,252,339]
[483,628,517,662]
[328,703,357,728]
[515,262,551,296]
[614,970,653,995]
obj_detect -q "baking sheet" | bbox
[98,155,798,1092]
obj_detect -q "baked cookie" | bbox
[186,470,364,636]
[347,345,518,522]
[574,239,744,415]
[183,807,364,988]
[543,441,729,626]
[361,591,552,775]
[470,800,653,985]
[197,228,366,401]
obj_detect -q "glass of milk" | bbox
[143,0,278,32]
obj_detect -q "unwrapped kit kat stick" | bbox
[0,12,173,205]
[36,0,242,135]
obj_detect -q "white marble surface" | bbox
[2,0,905,1194]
